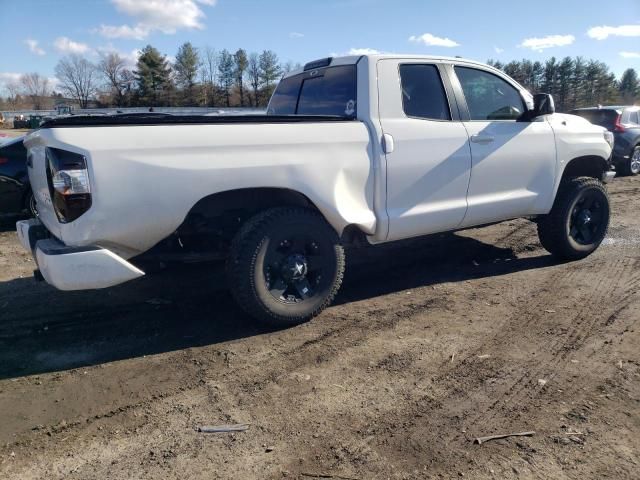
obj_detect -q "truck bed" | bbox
[40,114,356,128]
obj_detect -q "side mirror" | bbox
[519,93,555,122]
[532,93,555,116]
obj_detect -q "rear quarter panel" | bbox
[25,122,375,258]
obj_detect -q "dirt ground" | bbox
[0,176,638,480]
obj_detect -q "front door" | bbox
[451,65,557,227]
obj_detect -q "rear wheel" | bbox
[537,177,610,260]
[226,207,345,327]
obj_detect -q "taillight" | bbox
[45,147,92,223]
[614,114,625,133]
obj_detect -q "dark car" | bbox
[570,106,640,176]
[0,136,37,217]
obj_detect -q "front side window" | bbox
[399,64,451,121]
[455,66,525,121]
[267,65,357,117]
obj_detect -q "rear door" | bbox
[377,59,472,241]
[450,65,557,227]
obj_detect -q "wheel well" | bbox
[168,188,325,255]
[561,155,608,182]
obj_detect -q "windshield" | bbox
[267,65,357,118]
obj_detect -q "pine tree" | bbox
[218,49,235,107]
[135,45,172,106]
[556,57,574,112]
[258,50,281,101]
[619,68,639,104]
[248,53,261,107]
[234,49,248,107]
[542,57,558,97]
[174,42,200,105]
[572,57,586,108]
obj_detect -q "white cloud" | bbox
[54,36,92,55]
[96,44,141,68]
[494,46,504,54]
[519,34,575,52]
[588,24,640,40]
[289,32,304,39]
[48,77,61,91]
[409,33,460,48]
[620,51,640,59]
[330,48,385,57]
[97,24,150,40]
[97,0,216,39]
[0,72,22,86]
[24,39,45,56]
[348,48,381,55]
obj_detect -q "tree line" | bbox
[1,43,300,111]
[2,47,639,112]
[488,57,639,111]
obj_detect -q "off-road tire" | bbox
[226,207,345,327]
[537,177,610,261]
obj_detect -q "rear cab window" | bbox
[267,65,357,118]
[399,64,451,121]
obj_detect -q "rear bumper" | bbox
[16,219,144,291]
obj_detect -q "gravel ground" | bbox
[0,175,638,480]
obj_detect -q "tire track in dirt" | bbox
[458,250,640,432]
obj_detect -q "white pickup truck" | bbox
[17,54,615,326]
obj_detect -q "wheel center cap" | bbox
[282,254,308,281]
[579,210,592,225]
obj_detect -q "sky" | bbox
[1,0,639,92]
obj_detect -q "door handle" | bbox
[470,135,495,145]
[382,133,395,154]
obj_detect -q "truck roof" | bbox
[285,54,497,79]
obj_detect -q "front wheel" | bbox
[226,207,345,327]
[537,177,610,261]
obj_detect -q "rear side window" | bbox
[267,65,357,117]
[266,75,301,115]
[455,66,525,120]
[630,111,639,125]
[399,64,451,120]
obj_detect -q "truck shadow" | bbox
[0,231,554,379]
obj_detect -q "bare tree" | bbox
[200,46,219,106]
[98,52,127,106]
[55,55,98,108]
[5,81,21,110]
[20,73,51,109]
[248,52,260,107]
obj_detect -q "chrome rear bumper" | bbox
[16,219,145,291]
